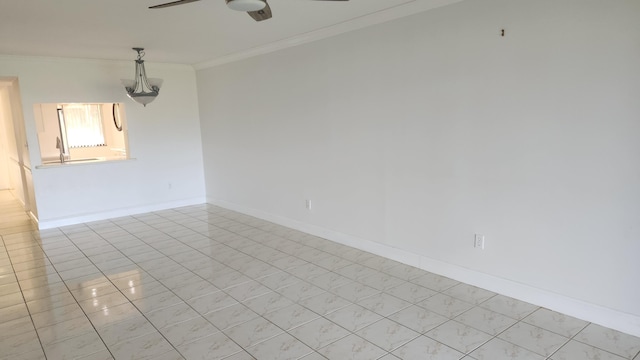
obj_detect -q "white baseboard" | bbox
[38,197,207,229]
[208,197,640,338]
[28,211,39,225]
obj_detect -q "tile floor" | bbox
[1,190,640,360]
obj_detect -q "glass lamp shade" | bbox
[128,92,158,106]
[121,79,136,91]
[122,77,160,106]
[147,78,164,90]
[226,0,266,12]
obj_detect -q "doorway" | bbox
[0,77,37,223]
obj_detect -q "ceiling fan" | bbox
[149,0,349,22]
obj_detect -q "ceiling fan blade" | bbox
[149,0,201,9]
[248,1,272,22]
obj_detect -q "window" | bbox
[59,104,106,148]
[35,102,129,165]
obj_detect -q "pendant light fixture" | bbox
[122,48,162,107]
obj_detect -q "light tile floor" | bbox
[1,190,640,360]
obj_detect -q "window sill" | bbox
[35,157,136,169]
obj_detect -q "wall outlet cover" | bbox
[474,234,485,249]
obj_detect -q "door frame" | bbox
[0,77,37,221]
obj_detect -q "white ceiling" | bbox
[0,0,458,66]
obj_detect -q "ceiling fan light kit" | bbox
[226,0,266,12]
[149,0,349,22]
[121,48,162,107]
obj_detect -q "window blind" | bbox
[61,104,106,148]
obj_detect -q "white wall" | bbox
[197,0,640,334]
[0,55,206,227]
[0,87,12,190]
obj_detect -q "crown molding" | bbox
[194,0,463,70]
[0,54,191,70]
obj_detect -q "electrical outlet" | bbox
[305,199,312,210]
[474,234,485,249]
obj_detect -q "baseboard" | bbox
[415,256,640,338]
[28,211,39,225]
[38,197,207,230]
[208,197,640,338]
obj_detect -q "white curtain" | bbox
[62,104,105,148]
